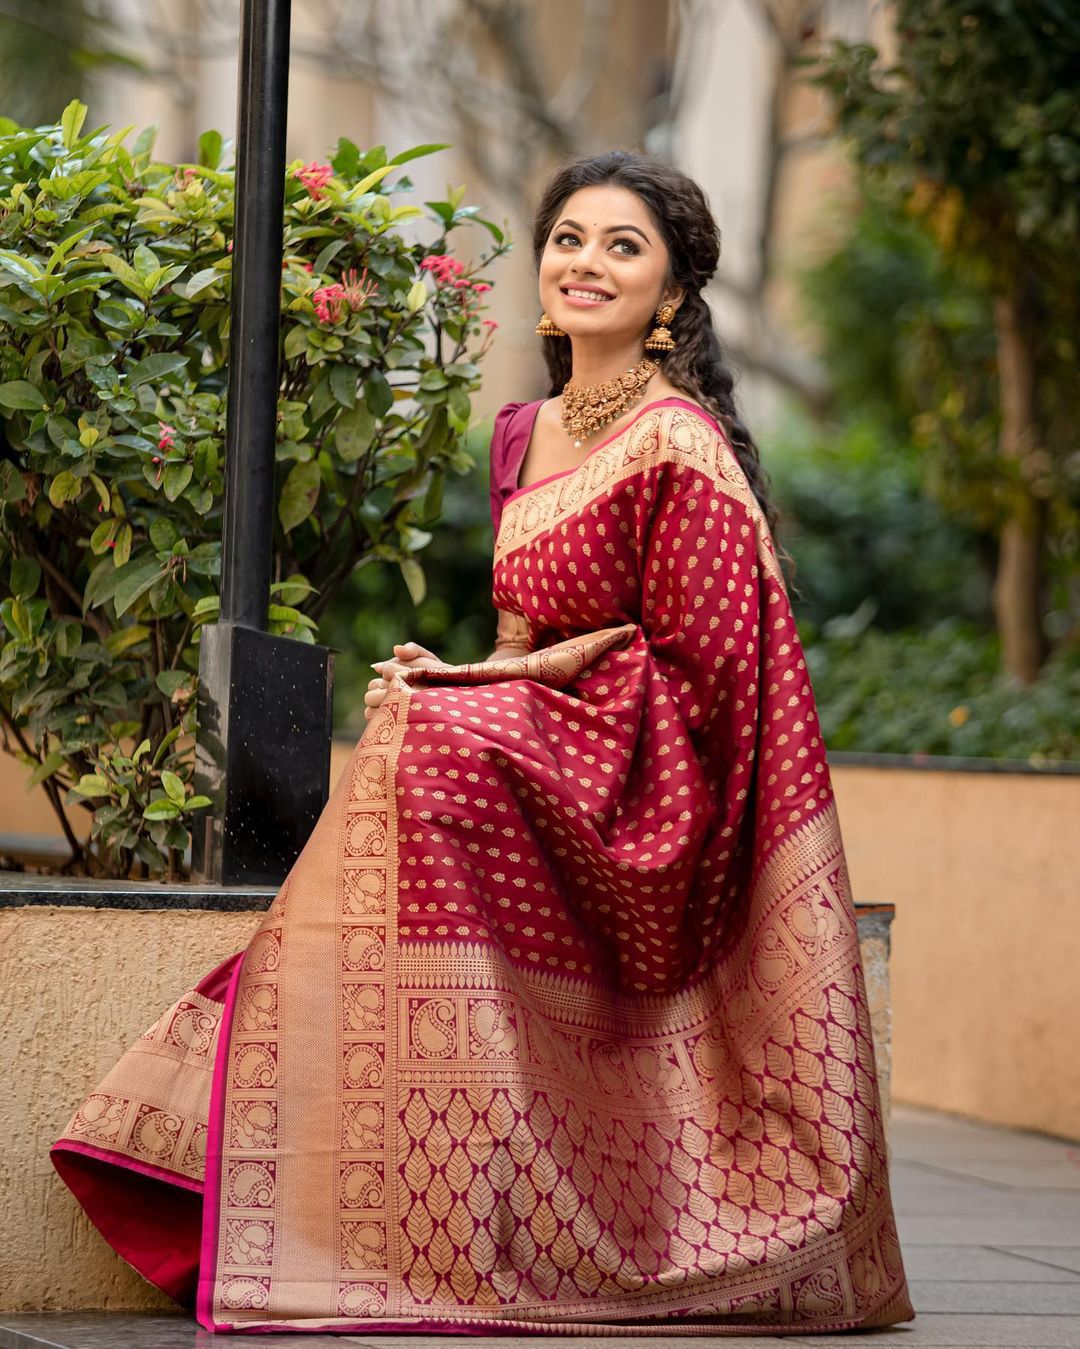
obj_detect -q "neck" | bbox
[568,335,648,387]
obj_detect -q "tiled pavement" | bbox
[2,1105,1078,1348]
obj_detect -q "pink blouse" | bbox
[488,400,544,538]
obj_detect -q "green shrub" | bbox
[0,101,508,877]
[807,620,1080,762]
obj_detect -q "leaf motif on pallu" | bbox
[766,1043,793,1080]
[667,1233,699,1269]
[853,1099,876,1142]
[753,1174,784,1214]
[827,986,857,1029]
[551,1227,580,1270]
[708,1224,737,1255]
[551,1173,580,1222]
[790,1080,823,1122]
[763,1108,793,1147]
[429,1227,455,1274]
[426,1087,451,1113]
[466,1170,494,1220]
[507,1116,537,1166]
[678,1211,708,1247]
[509,1171,537,1219]
[827,1021,856,1064]
[594,1231,624,1276]
[427,1172,452,1221]
[466,1085,492,1114]
[688,1186,717,1224]
[826,1055,855,1097]
[449,1252,477,1302]
[670,1145,700,1183]
[823,1088,855,1132]
[726,1171,754,1207]
[469,1226,495,1273]
[406,1252,435,1300]
[404,1145,431,1193]
[719,1100,742,1134]
[509,1226,536,1271]
[571,1200,600,1249]
[446,1092,474,1137]
[529,1197,558,1248]
[528,1094,555,1139]
[490,1265,520,1299]
[698,1162,725,1198]
[530,1146,558,1194]
[531,1252,559,1295]
[856,1032,876,1074]
[678,1118,709,1159]
[445,1146,473,1194]
[793,1046,825,1087]
[404,1093,432,1139]
[784,1182,815,1216]
[573,1253,602,1294]
[820,1122,853,1167]
[424,1118,452,1167]
[792,1115,821,1157]
[465,1118,494,1166]
[737,1232,766,1262]
[661,1169,689,1209]
[405,1199,433,1249]
[485,1092,515,1139]
[761,1142,788,1182]
[735,1137,760,1172]
[794,1013,827,1053]
[788,1151,820,1192]
[447,1198,474,1248]
[747,1206,776,1237]
[488,1143,515,1192]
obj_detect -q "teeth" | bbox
[565,288,612,300]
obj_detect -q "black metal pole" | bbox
[220,0,292,629]
[192,0,335,886]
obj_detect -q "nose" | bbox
[569,237,606,277]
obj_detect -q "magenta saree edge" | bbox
[195,950,247,1332]
[49,1138,202,1196]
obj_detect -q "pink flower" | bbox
[106,539,116,548]
[295,161,333,201]
[482,318,498,330]
[157,423,176,453]
[226,240,233,253]
[304,262,315,273]
[313,283,347,325]
[472,282,492,293]
[419,253,466,285]
[341,266,378,312]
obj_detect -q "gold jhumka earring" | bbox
[643,302,677,352]
[535,311,566,338]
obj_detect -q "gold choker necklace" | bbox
[561,356,659,448]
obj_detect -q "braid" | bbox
[531,150,791,568]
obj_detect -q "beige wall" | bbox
[832,764,1080,1142]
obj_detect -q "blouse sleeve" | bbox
[489,401,526,539]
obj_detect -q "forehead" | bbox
[553,183,657,231]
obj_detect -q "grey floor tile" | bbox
[899,1245,1080,1283]
[909,1281,1080,1313]
[890,1171,1080,1219]
[914,1160,1080,1191]
[897,1215,1080,1246]
[790,1312,1079,1346]
[995,1247,1080,1276]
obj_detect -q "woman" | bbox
[53,150,913,1334]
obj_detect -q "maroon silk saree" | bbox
[52,398,913,1333]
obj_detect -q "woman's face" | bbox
[538,184,682,345]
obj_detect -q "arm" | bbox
[485,606,531,662]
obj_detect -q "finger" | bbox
[364,688,386,706]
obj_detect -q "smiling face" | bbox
[538,183,682,345]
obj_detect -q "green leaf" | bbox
[389,143,451,166]
[27,751,65,790]
[73,773,111,798]
[406,279,427,312]
[149,518,179,551]
[127,352,188,388]
[364,370,394,416]
[143,797,181,821]
[0,461,27,503]
[335,404,375,461]
[399,557,426,605]
[9,556,41,598]
[97,252,147,298]
[104,624,151,655]
[198,129,224,169]
[278,459,321,532]
[0,380,47,411]
[161,770,186,805]
[111,558,165,617]
[185,795,212,811]
[60,99,88,149]
[48,470,80,507]
[156,669,190,697]
[163,462,193,501]
[329,363,357,409]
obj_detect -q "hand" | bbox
[363,642,442,722]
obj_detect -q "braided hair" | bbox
[531,150,781,541]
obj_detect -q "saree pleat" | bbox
[53,399,913,1333]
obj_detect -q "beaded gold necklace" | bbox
[560,356,659,449]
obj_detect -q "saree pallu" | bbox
[52,399,913,1334]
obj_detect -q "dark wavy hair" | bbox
[531,149,780,540]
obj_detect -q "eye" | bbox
[611,237,640,255]
[553,230,580,247]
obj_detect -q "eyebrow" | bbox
[555,218,651,244]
